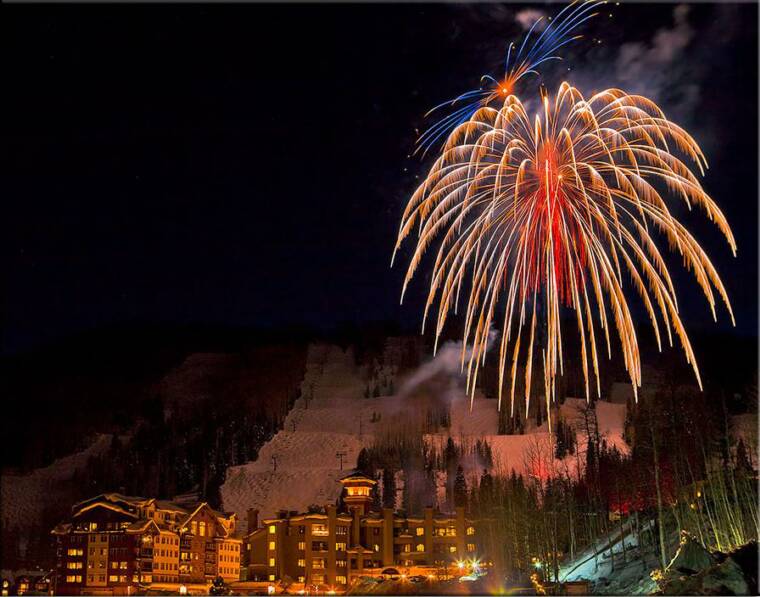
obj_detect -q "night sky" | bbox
[4,2,758,355]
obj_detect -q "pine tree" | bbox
[356,448,372,475]
[479,469,494,513]
[371,483,382,512]
[735,438,752,475]
[444,437,458,468]
[453,466,468,508]
[382,468,396,509]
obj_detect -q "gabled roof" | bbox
[178,502,229,537]
[339,470,377,484]
[73,501,140,520]
[73,493,147,512]
[125,519,162,534]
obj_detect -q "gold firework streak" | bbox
[393,83,736,422]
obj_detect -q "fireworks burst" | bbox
[394,81,736,420]
[416,0,601,156]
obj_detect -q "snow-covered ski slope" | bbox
[220,344,407,530]
[220,342,629,532]
[427,395,627,481]
[1,434,115,531]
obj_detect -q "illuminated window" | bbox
[415,527,424,536]
[467,543,476,552]
[298,541,306,550]
[336,575,347,585]
[311,524,328,537]
[67,548,84,556]
[269,541,276,551]
[313,558,325,569]
[347,486,370,497]
[268,525,276,534]
[269,558,275,567]
[109,575,119,583]
[199,522,206,537]
[337,559,346,568]
[297,559,305,568]
[191,522,197,535]
[336,542,346,551]
[449,545,457,553]
[268,575,276,582]
[336,526,348,535]
[373,544,380,552]
[65,576,77,583]
[298,576,305,583]
[120,562,128,570]
[467,526,475,536]
[403,544,411,553]
[91,522,98,531]
[416,544,424,552]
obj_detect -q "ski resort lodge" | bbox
[50,493,242,595]
[243,471,482,590]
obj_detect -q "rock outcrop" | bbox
[656,532,758,596]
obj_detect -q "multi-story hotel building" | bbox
[51,493,242,595]
[244,472,480,591]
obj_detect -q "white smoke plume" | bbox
[397,330,498,402]
[515,8,548,32]
[614,4,696,108]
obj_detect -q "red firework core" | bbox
[523,142,584,307]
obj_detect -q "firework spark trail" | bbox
[393,83,736,425]
[416,0,603,156]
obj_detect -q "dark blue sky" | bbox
[4,2,758,354]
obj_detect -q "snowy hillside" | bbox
[220,344,409,530]
[220,342,629,532]
[427,395,627,484]
[558,520,659,595]
[1,434,114,540]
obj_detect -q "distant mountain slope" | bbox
[220,342,629,532]
[221,343,403,529]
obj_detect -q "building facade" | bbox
[51,493,242,595]
[244,472,480,591]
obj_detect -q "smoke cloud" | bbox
[515,9,548,32]
[613,5,697,115]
